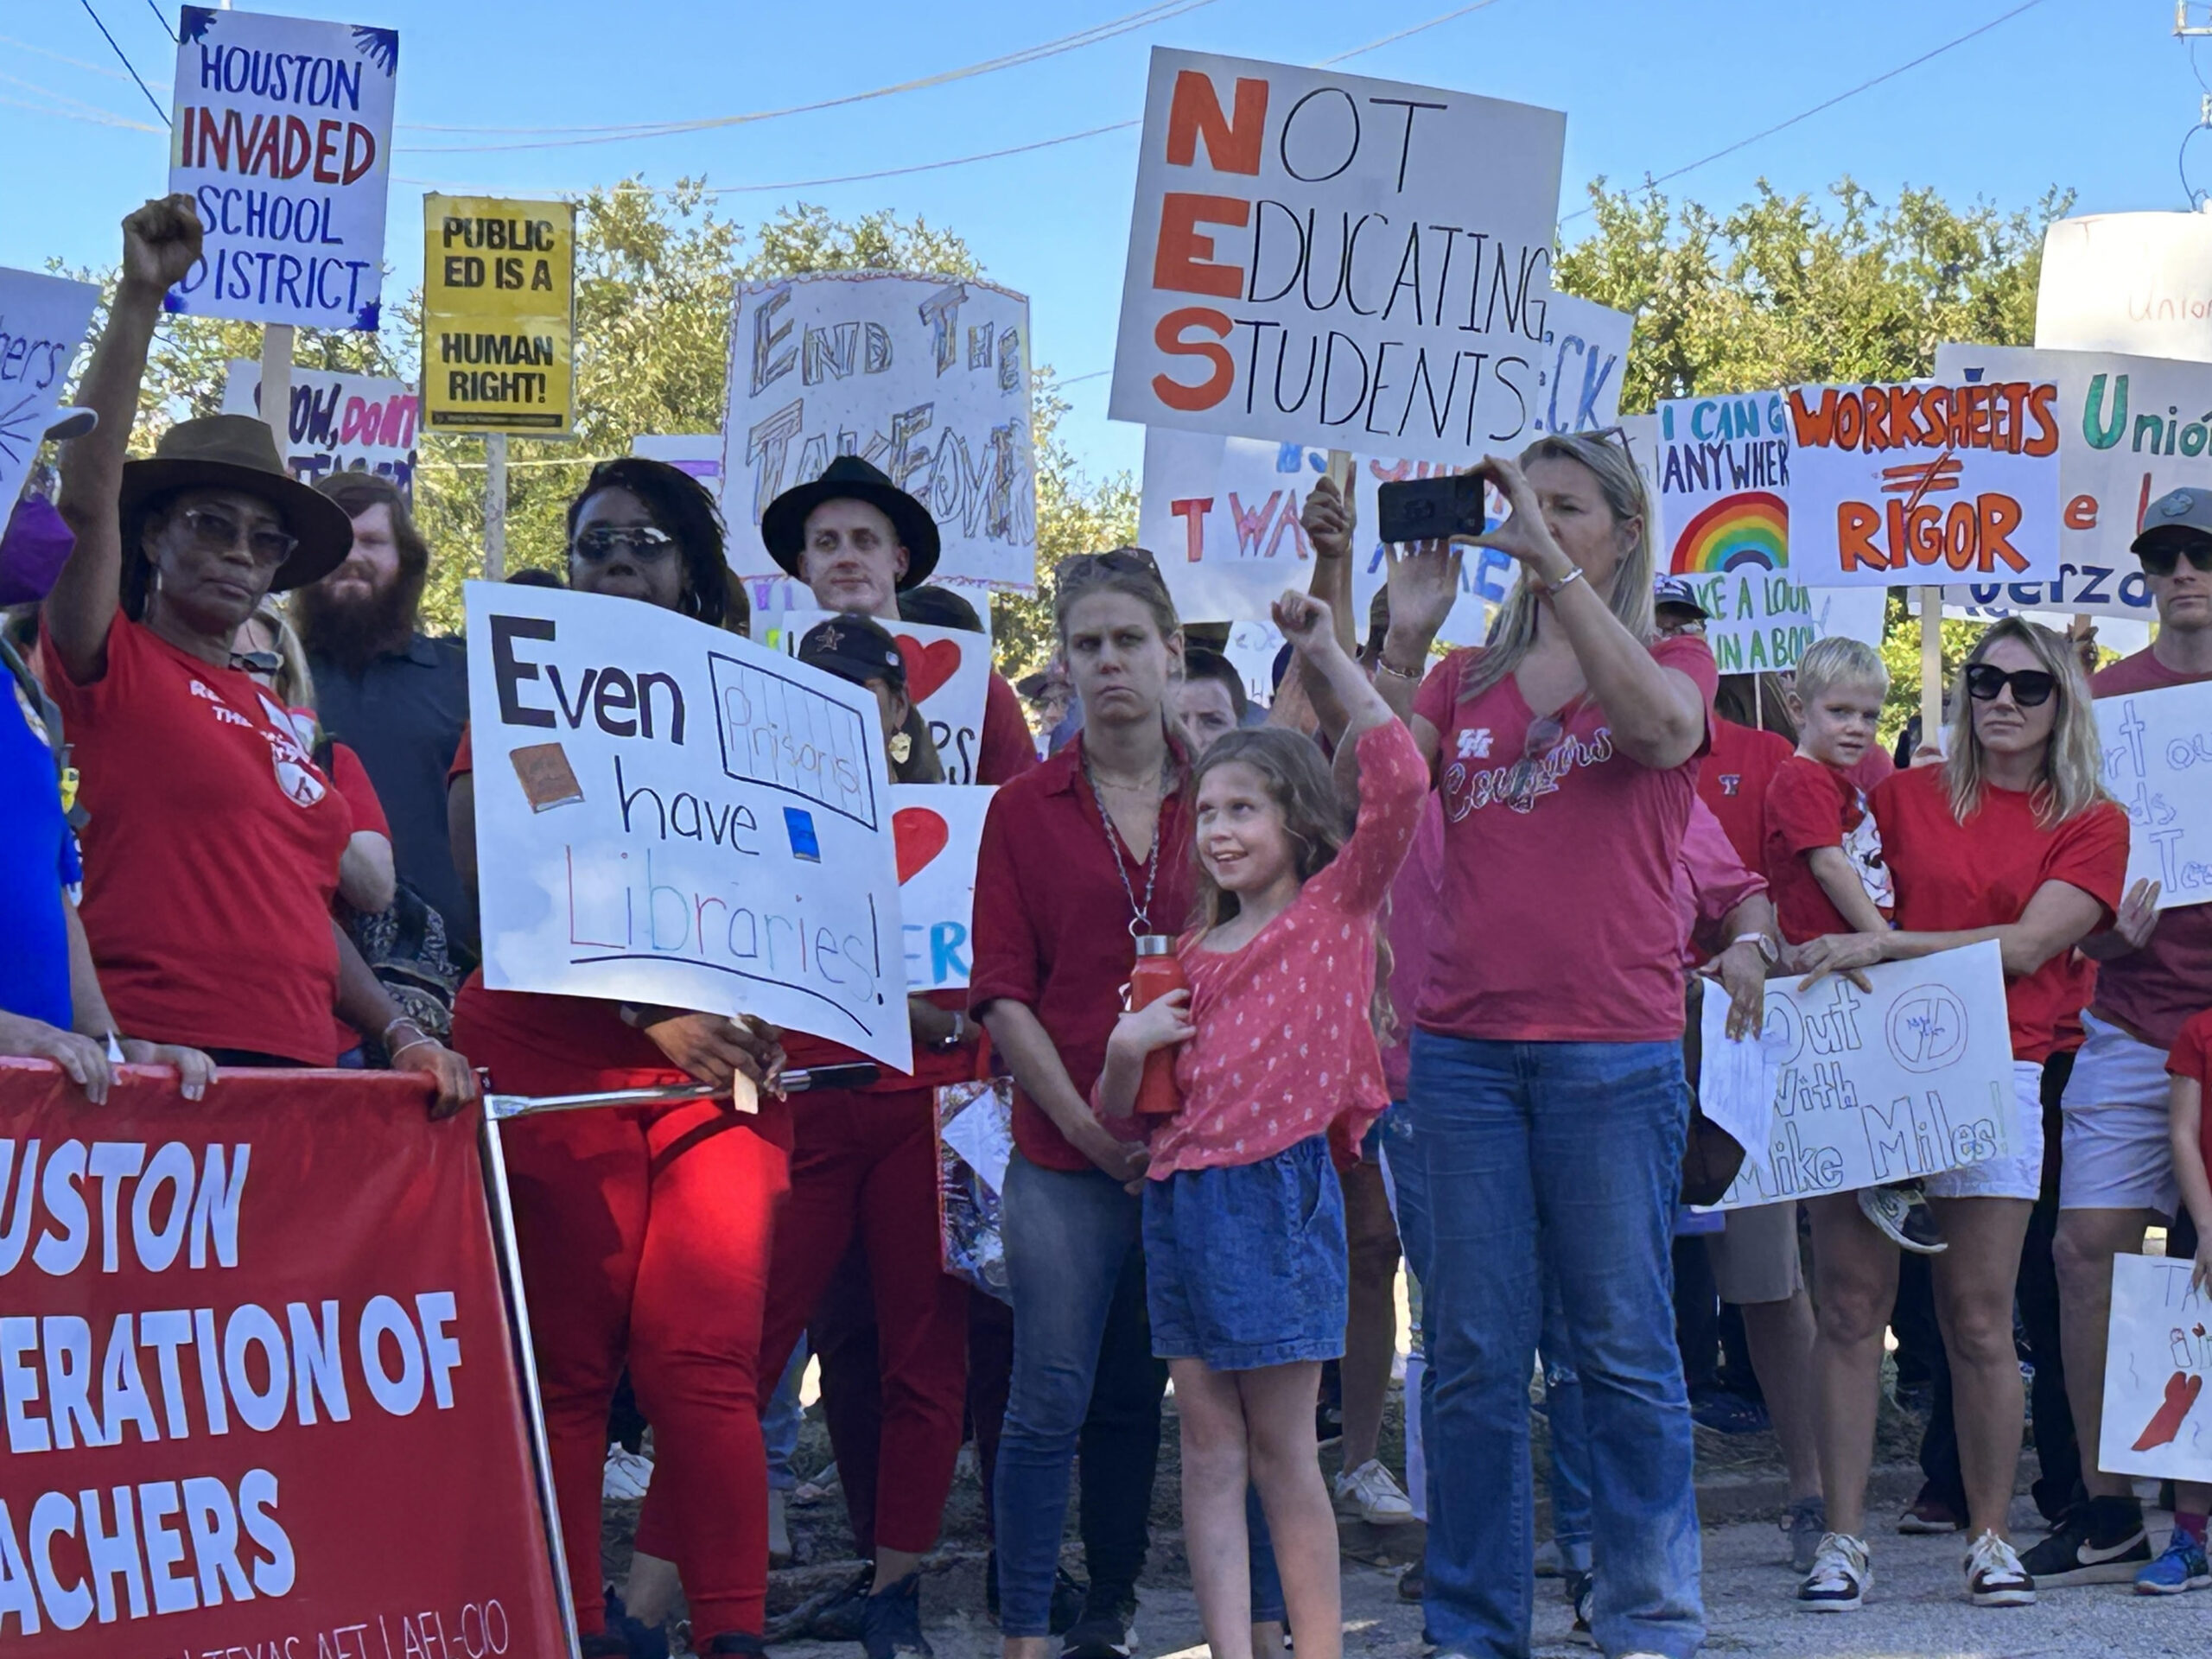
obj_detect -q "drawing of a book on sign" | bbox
[511,741,585,812]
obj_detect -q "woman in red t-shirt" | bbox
[447,457,785,1658]
[41,195,472,1107]
[1791,619,2128,1611]
[1366,434,1713,1659]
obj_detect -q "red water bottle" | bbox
[1128,935,1186,1119]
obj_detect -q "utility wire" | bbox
[143,0,178,45]
[73,0,168,125]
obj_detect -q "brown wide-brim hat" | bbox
[117,414,355,593]
[760,454,940,590]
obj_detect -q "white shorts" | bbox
[2058,1011,2179,1216]
[1926,1061,2045,1202]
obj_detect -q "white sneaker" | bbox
[602,1442,653,1501]
[1797,1532,1871,1611]
[1333,1458,1417,1524]
[1965,1529,2036,1606]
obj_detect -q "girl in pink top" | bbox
[1096,591,1424,1659]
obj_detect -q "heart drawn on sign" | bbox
[893,806,950,883]
[896,634,963,702]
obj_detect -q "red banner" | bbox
[0,1059,566,1657]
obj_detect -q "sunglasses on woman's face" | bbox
[1964,663,2057,708]
[571,524,677,563]
[2137,543,2212,578]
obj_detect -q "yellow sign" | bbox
[421,194,575,433]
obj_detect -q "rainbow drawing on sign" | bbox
[1671,491,1788,575]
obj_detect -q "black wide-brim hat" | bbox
[760,454,940,589]
[117,414,355,593]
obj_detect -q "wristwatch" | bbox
[1732,931,1780,967]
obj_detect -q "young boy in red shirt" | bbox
[2148,1010,2212,1593]
[1764,637,1943,1255]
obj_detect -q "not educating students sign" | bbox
[0,1060,566,1654]
[1111,48,1566,459]
[164,7,398,331]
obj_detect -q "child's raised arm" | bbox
[1273,590,1391,800]
[1804,845,1891,935]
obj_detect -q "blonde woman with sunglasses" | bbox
[1791,618,2128,1612]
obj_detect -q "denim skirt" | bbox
[1142,1134,1347,1370]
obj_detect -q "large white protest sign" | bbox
[892,784,993,991]
[165,7,397,330]
[2097,1253,2212,1485]
[465,582,912,1072]
[1933,341,2212,626]
[779,610,994,785]
[2096,678,2212,912]
[1655,390,1885,672]
[223,358,416,493]
[0,268,99,515]
[633,432,725,498]
[721,273,1035,592]
[1138,429,1498,644]
[1783,378,2064,587]
[1110,48,1565,460]
[2037,213,2212,364]
[1698,942,2019,1210]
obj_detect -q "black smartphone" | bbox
[781,1064,880,1093]
[1376,474,1487,545]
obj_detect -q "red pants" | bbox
[754,1088,969,1554]
[457,984,789,1642]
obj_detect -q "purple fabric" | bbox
[0,498,73,605]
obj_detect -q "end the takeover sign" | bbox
[1111,48,1566,461]
[0,1060,564,1655]
[164,8,398,331]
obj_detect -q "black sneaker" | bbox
[862,1573,932,1659]
[705,1637,767,1657]
[1061,1590,1139,1659]
[2018,1499,2152,1586]
[1858,1184,1947,1253]
[1396,1561,1425,1603]
[804,1564,875,1643]
[1051,1568,1088,1636]
[1566,1571,1593,1647]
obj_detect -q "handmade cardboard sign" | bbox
[1697,942,2019,1210]
[721,272,1036,592]
[2095,677,2212,912]
[1784,378,2064,586]
[164,7,397,329]
[0,268,99,516]
[2037,212,2212,365]
[778,611,993,785]
[2097,1252,2212,1485]
[891,784,993,991]
[1934,341,2212,624]
[1110,47,1566,459]
[223,358,417,493]
[422,195,575,433]
[1656,390,1885,671]
[464,582,912,1072]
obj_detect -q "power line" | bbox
[72,0,168,126]
[1562,0,2048,220]
[395,0,1221,150]
[142,0,177,45]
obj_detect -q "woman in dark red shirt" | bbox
[1791,618,2128,1611]
[42,195,471,1108]
[447,457,785,1658]
[1366,434,1712,1659]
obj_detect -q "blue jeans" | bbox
[1408,1033,1704,1659]
[995,1152,1282,1636]
[762,1339,807,1491]
[1540,1279,1593,1574]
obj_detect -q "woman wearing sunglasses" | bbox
[40,196,472,1109]
[1790,617,2127,1612]
[447,457,789,1658]
[1363,432,1713,1659]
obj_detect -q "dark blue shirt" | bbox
[1,640,76,1027]
[307,633,474,951]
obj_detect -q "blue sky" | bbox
[3,0,2199,478]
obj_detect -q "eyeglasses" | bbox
[2137,543,2212,578]
[1503,713,1567,811]
[1964,664,2057,708]
[177,505,297,569]
[572,524,677,563]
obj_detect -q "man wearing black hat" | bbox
[2029,486,2212,1590]
[40,194,473,1112]
[761,454,1035,785]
